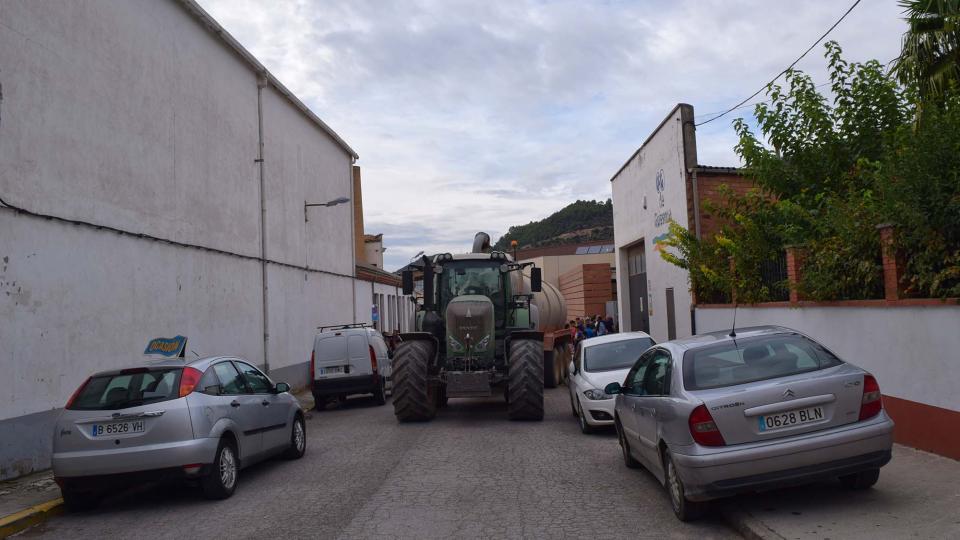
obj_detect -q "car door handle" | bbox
[230,400,241,408]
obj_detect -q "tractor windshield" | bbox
[440,261,506,326]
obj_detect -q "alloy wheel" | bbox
[220,446,237,490]
[294,420,305,453]
[667,459,682,513]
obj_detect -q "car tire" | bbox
[507,339,544,421]
[839,468,880,490]
[543,349,558,389]
[373,376,387,406]
[282,415,306,460]
[61,486,100,512]
[616,419,641,469]
[201,438,239,500]
[311,391,326,412]
[577,399,594,434]
[393,340,437,422]
[664,452,706,522]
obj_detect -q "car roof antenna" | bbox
[728,303,738,338]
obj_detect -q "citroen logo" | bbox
[783,388,795,398]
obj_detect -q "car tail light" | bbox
[182,463,203,475]
[310,350,316,380]
[179,367,203,397]
[369,345,378,373]
[689,405,726,447]
[859,374,883,421]
[65,377,90,408]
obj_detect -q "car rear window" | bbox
[68,368,182,410]
[682,334,843,390]
[584,337,656,372]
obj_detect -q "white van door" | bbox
[347,334,370,376]
[315,334,348,379]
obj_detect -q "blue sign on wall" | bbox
[144,335,188,357]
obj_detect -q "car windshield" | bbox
[682,334,844,390]
[584,337,655,372]
[68,368,182,410]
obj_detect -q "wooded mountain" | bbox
[493,199,613,250]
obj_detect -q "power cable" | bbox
[694,81,833,121]
[0,194,356,281]
[695,0,862,127]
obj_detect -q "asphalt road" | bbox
[21,388,739,539]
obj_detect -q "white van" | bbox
[310,324,392,409]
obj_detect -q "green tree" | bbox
[890,0,960,103]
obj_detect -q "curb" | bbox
[720,506,786,540]
[0,498,63,539]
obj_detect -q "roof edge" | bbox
[609,103,690,183]
[176,0,359,160]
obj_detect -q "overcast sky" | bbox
[198,0,906,271]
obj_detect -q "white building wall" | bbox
[0,0,357,478]
[694,306,960,413]
[611,105,693,342]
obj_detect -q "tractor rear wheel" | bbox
[507,339,544,421]
[392,340,436,422]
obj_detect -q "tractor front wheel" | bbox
[392,340,436,422]
[507,339,544,421]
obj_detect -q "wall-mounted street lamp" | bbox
[304,196,350,222]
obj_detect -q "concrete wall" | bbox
[611,105,694,342]
[0,0,357,478]
[695,305,960,458]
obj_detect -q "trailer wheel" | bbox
[543,349,558,389]
[507,339,544,421]
[392,340,436,422]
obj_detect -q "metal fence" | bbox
[759,251,790,302]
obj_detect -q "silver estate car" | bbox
[605,326,894,521]
[53,356,306,510]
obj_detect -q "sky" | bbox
[198,0,907,271]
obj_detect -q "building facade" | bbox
[0,0,365,479]
[611,104,747,342]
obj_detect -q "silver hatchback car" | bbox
[52,356,306,510]
[605,326,894,521]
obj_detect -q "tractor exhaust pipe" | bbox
[472,232,491,253]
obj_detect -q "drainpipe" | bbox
[257,74,270,373]
[350,158,357,324]
[690,167,702,240]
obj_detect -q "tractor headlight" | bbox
[583,388,613,401]
[475,334,491,351]
[448,335,465,352]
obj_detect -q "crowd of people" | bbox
[564,315,617,344]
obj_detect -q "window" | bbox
[583,337,655,372]
[682,334,844,390]
[68,368,181,410]
[623,350,655,394]
[641,350,671,396]
[213,362,247,395]
[197,367,221,396]
[235,361,273,394]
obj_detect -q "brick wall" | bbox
[559,263,613,320]
[688,169,754,241]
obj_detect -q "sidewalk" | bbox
[722,444,960,539]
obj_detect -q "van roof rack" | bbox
[318,323,372,332]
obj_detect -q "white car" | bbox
[567,332,656,433]
[311,324,392,409]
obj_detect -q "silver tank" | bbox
[511,271,566,332]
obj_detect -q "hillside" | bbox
[493,199,613,250]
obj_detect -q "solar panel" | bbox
[587,246,602,254]
[575,247,589,255]
[600,245,614,253]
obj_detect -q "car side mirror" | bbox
[530,267,542,293]
[604,382,622,395]
[274,382,290,394]
[401,271,415,295]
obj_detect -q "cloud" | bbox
[197,0,906,271]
